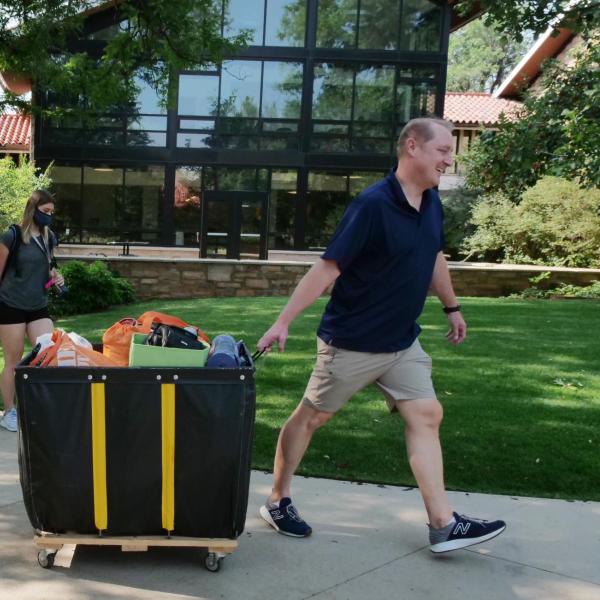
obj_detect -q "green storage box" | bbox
[129,333,209,367]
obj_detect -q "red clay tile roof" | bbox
[444,92,522,126]
[0,113,31,150]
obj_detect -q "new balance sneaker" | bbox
[0,407,17,432]
[429,512,506,553]
[259,497,312,537]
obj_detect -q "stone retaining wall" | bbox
[54,255,600,300]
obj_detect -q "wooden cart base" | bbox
[34,532,238,572]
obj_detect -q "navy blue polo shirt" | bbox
[317,172,445,353]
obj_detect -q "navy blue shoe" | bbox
[259,497,312,537]
[429,512,506,553]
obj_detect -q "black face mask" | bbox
[34,209,53,228]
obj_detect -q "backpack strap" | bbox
[1,224,22,280]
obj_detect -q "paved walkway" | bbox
[1,430,598,600]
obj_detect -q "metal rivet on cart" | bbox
[239,375,245,381]
[87,375,93,381]
[173,375,179,381]
[156,375,162,381]
[23,374,28,380]
[101,375,107,381]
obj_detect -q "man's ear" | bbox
[405,137,418,156]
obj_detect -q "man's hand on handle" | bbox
[257,321,289,353]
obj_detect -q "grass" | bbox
[4,296,600,501]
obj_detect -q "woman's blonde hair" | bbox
[21,189,55,245]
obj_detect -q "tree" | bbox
[447,18,531,93]
[0,1,248,117]
[455,0,600,40]
[462,34,600,196]
[0,156,53,230]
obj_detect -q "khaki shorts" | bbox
[302,337,436,413]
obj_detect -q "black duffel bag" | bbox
[145,322,207,350]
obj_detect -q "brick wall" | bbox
[55,256,600,300]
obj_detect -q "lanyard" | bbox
[32,235,52,267]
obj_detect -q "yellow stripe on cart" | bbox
[91,383,108,531]
[161,384,176,533]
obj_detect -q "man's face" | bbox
[412,125,454,188]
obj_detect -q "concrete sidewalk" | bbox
[1,430,598,600]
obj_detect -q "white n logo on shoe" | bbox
[453,522,471,536]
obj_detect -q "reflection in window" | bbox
[205,167,269,191]
[401,0,442,52]
[265,0,306,46]
[306,171,348,249]
[316,0,357,48]
[312,64,354,120]
[306,170,384,248]
[353,65,394,122]
[220,61,261,117]
[123,167,164,240]
[82,167,122,241]
[269,170,297,249]
[49,166,82,243]
[396,81,437,124]
[178,74,219,116]
[224,0,265,44]
[358,0,398,49]
[262,62,303,119]
[174,167,203,245]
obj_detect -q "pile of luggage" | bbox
[25,311,249,368]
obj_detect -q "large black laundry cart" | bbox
[15,361,256,572]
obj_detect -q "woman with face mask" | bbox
[0,190,64,432]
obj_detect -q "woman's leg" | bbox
[0,323,27,412]
[26,318,54,347]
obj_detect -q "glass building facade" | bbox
[35,0,451,257]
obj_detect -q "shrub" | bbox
[462,177,600,267]
[0,156,53,231]
[49,260,136,316]
[440,187,481,260]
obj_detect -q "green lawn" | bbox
[5,296,600,501]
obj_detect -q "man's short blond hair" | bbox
[396,117,454,157]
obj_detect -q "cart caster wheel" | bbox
[38,549,56,569]
[204,552,222,572]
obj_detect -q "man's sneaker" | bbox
[0,407,18,432]
[259,497,312,537]
[429,512,506,553]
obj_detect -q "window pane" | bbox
[209,168,269,191]
[224,0,265,45]
[179,119,215,130]
[220,61,261,117]
[312,63,354,120]
[174,166,203,244]
[177,133,214,148]
[317,0,357,48]
[269,170,297,249]
[126,131,167,147]
[134,76,165,114]
[306,171,349,249]
[128,116,167,131]
[262,62,303,119]
[123,167,164,240]
[50,166,81,243]
[353,65,394,123]
[396,81,437,123]
[178,74,220,116]
[401,0,442,52]
[358,1,398,49]
[265,0,306,46]
[348,171,384,195]
[82,167,123,235]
